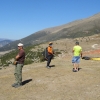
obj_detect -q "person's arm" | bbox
[72,50,74,53]
[80,47,82,58]
[15,50,23,60]
[15,54,20,60]
[72,47,74,53]
[80,51,82,58]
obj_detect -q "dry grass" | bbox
[0,35,100,100]
[0,56,100,100]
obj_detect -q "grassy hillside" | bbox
[0,43,61,67]
[0,13,100,51]
[0,45,43,66]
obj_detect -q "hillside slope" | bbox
[0,13,100,51]
[0,40,13,47]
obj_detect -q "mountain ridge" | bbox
[0,13,100,51]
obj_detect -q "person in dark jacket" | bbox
[12,43,25,88]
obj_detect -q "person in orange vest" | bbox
[46,42,54,68]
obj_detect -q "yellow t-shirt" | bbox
[73,45,82,56]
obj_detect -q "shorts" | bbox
[72,56,80,63]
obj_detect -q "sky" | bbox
[0,0,100,40]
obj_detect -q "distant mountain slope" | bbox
[0,39,13,48]
[0,13,100,51]
[0,38,9,41]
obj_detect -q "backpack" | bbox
[82,56,90,60]
[42,47,48,61]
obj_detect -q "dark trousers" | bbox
[47,55,53,66]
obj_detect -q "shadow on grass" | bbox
[50,65,55,67]
[22,79,32,85]
[78,68,82,71]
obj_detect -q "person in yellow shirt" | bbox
[72,41,82,72]
[46,42,54,69]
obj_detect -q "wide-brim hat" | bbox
[49,42,53,45]
[18,43,24,46]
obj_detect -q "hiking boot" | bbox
[12,83,18,87]
[14,83,22,88]
[73,68,78,72]
[73,70,78,72]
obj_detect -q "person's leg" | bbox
[47,55,52,68]
[72,56,80,72]
[76,64,79,71]
[14,65,19,84]
[72,57,77,71]
[14,64,23,88]
[12,65,19,87]
[17,64,23,85]
[76,57,80,71]
[75,63,79,71]
[73,63,77,71]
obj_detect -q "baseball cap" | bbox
[18,43,24,46]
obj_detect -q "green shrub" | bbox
[0,44,60,66]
